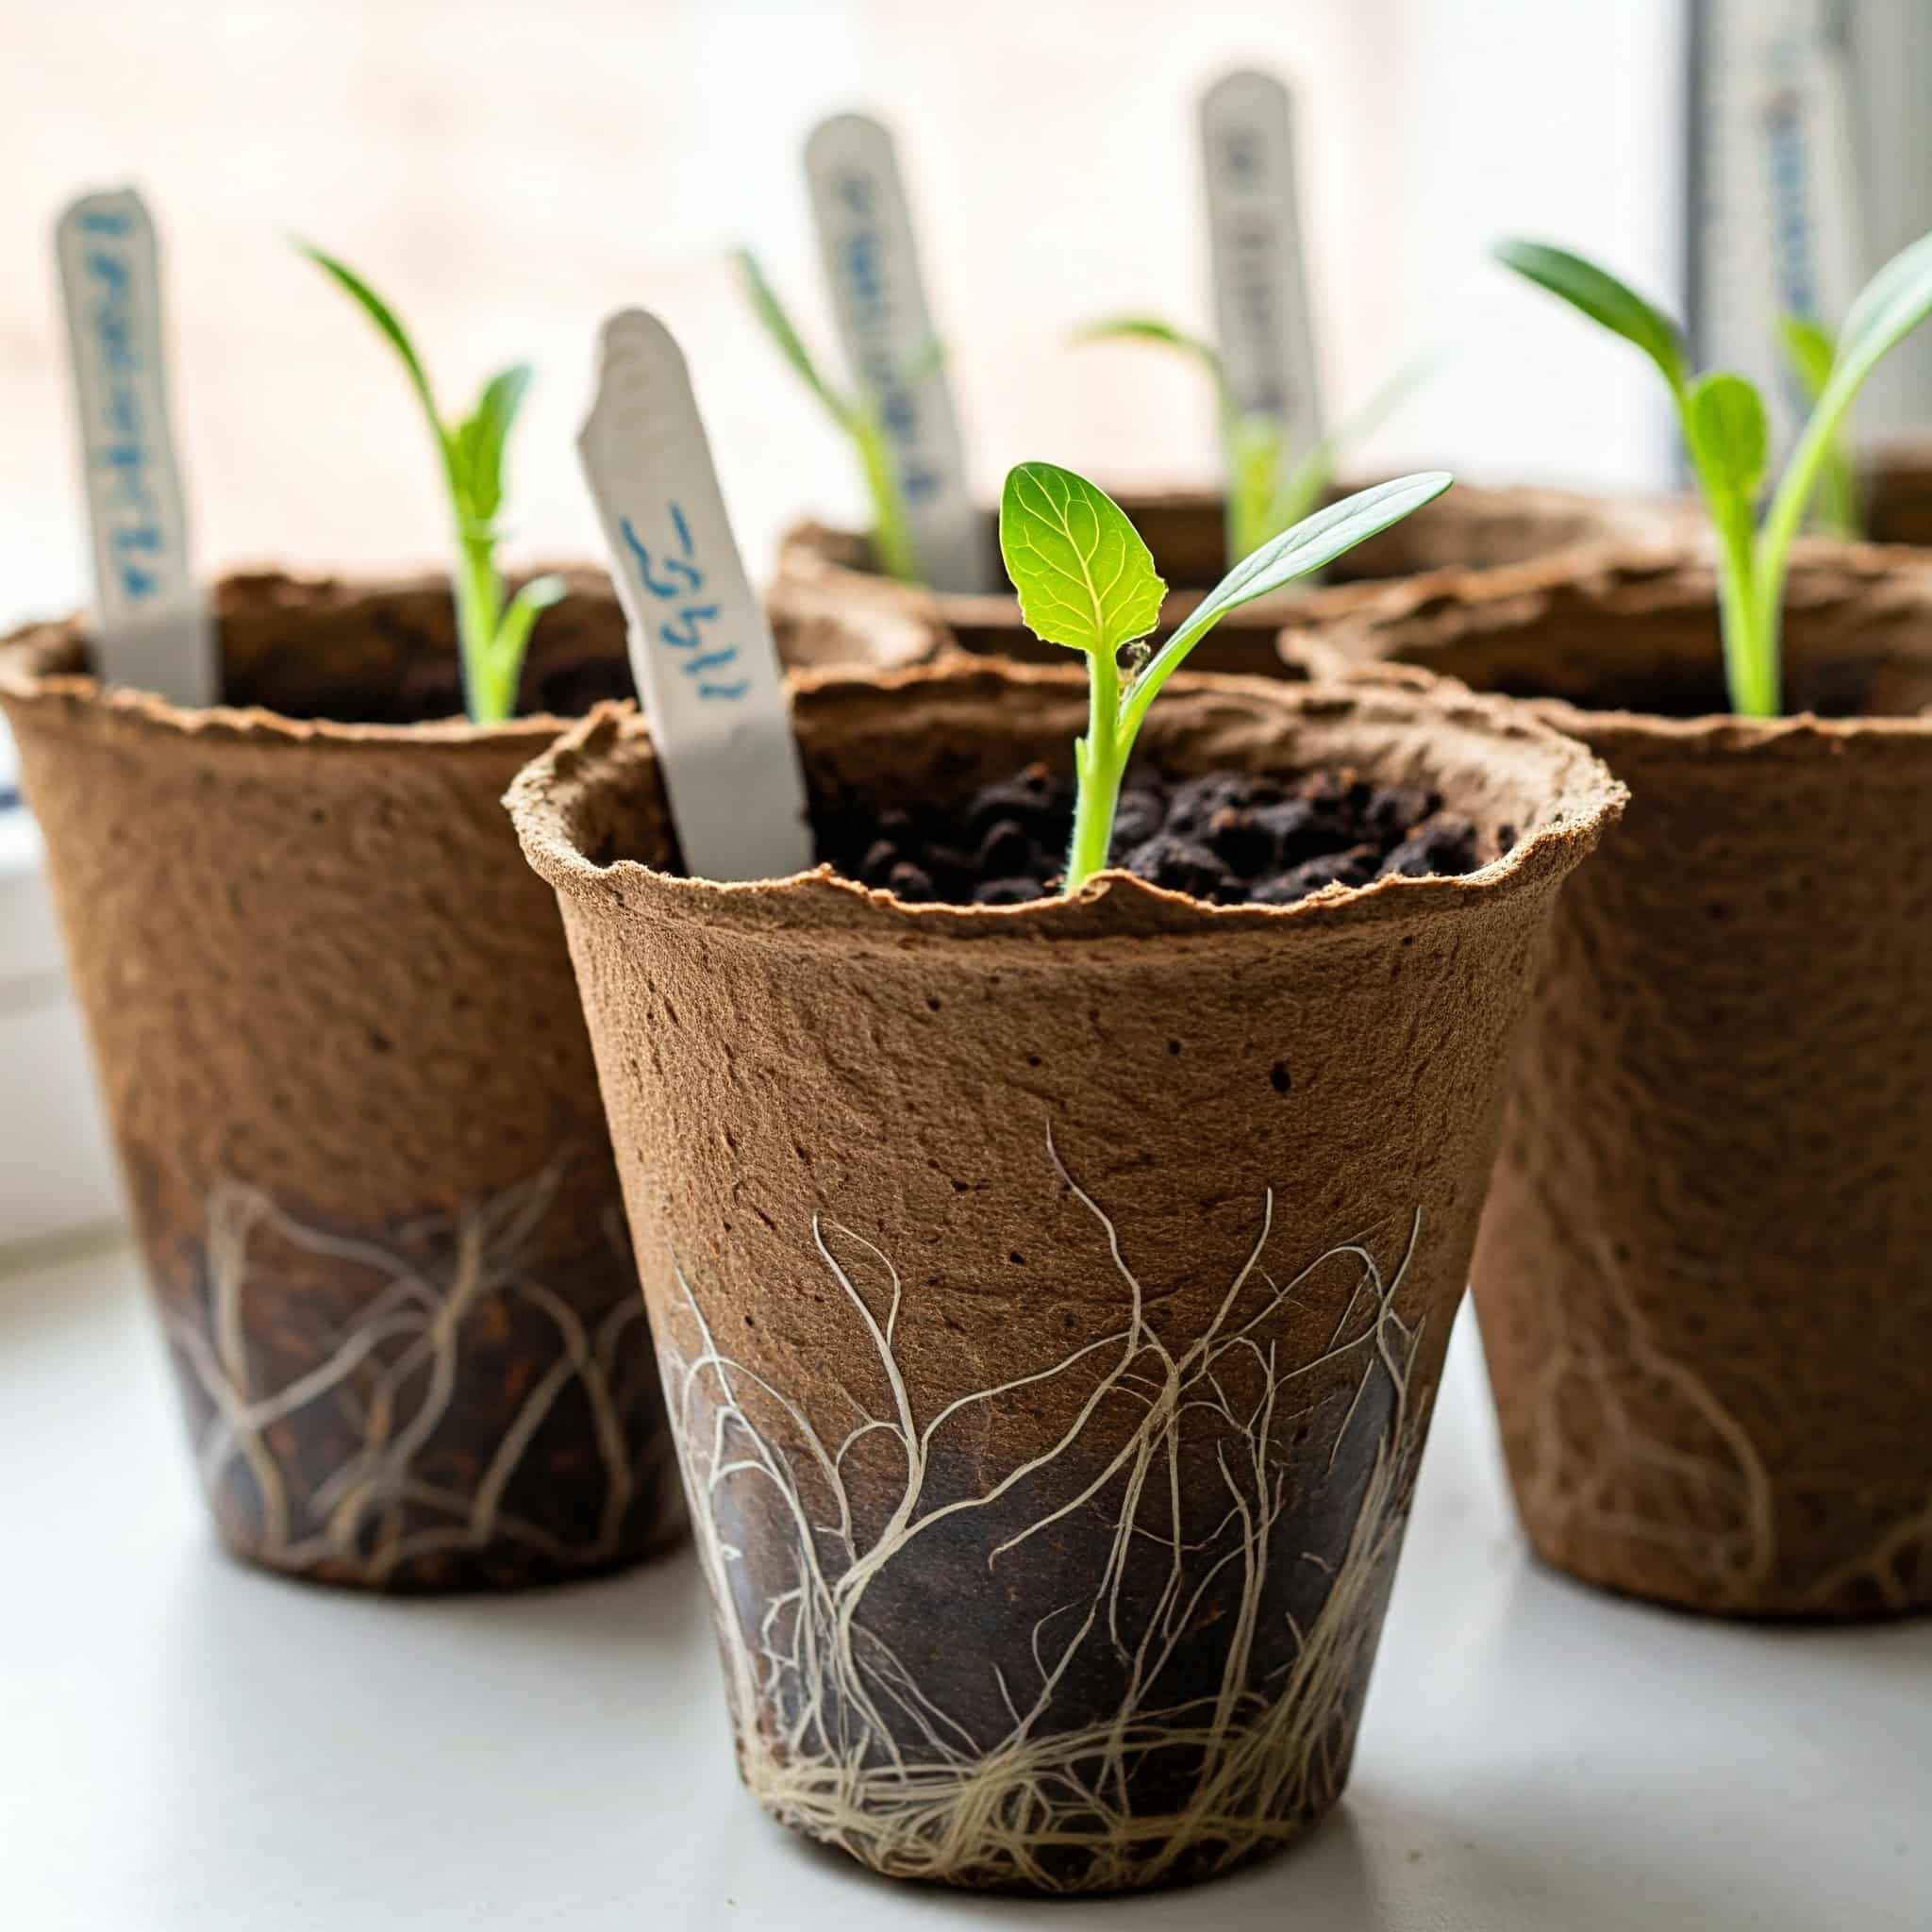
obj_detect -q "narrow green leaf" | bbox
[1127,472,1453,731]
[736,247,850,425]
[1684,372,1769,507]
[999,462,1166,658]
[1493,238,1688,394]
[1076,315,1224,370]
[1227,413,1289,557]
[1777,313,1836,404]
[297,240,443,432]
[1818,229,1932,414]
[456,363,534,525]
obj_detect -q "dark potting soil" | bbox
[814,765,1504,908]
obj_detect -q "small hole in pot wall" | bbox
[1271,1062,1291,1095]
[1167,1040,1183,1057]
[1008,1251,1025,1267]
[1025,1054,1041,1068]
[925,996,941,1013]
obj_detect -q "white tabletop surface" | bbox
[5,1234,1926,1931]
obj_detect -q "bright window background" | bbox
[0,0,1685,632]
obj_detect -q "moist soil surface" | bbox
[813,765,1501,908]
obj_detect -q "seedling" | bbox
[299,243,562,724]
[1777,314,1860,541]
[998,463,1452,893]
[1077,318,1422,563]
[737,248,921,583]
[1495,234,1932,716]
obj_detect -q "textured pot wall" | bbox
[770,481,1690,678]
[1304,547,1932,1618]
[0,572,692,1591]
[510,661,1622,1891]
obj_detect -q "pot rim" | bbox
[508,656,1626,947]
[1285,541,1932,760]
[0,563,620,758]
[776,477,1690,618]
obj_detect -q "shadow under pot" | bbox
[0,567,697,1592]
[770,479,1690,677]
[508,658,1623,1893]
[1296,544,1932,1620]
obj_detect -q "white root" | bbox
[1513,1242,1928,1615]
[164,1167,678,1584]
[658,1128,1431,1892]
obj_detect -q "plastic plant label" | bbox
[804,111,983,593]
[1199,70,1325,458]
[1686,0,1864,455]
[575,308,812,884]
[53,187,215,707]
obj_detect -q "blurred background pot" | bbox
[2,568,716,1591]
[771,481,1690,676]
[1299,546,1932,1619]
[509,658,1622,1891]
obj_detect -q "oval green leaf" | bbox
[1493,238,1688,394]
[999,462,1166,658]
[1684,372,1768,507]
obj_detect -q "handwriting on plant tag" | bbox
[1200,71,1325,457]
[805,111,984,593]
[576,308,812,884]
[54,186,215,705]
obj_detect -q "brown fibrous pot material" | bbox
[770,480,1693,677]
[1863,437,1932,550]
[508,658,1624,1891]
[1295,543,1932,1620]
[0,567,710,1591]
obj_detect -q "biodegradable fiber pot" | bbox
[772,480,1690,677]
[1301,546,1932,1619]
[1864,437,1932,549]
[508,659,1623,1892]
[0,568,704,1591]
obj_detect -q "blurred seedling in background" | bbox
[1777,314,1860,542]
[298,243,562,724]
[1076,317,1425,564]
[997,462,1452,893]
[738,248,928,584]
[1496,233,1932,717]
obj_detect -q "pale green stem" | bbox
[454,529,512,724]
[854,410,919,583]
[1064,649,1122,894]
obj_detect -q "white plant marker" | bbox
[1686,0,1864,455]
[1199,70,1325,462]
[54,187,215,706]
[576,308,811,884]
[804,111,983,593]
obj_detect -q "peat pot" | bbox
[0,566,864,1591]
[771,481,1689,677]
[508,658,1623,1891]
[1299,545,1932,1619]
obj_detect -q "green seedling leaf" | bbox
[737,245,921,582]
[1684,372,1768,507]
[1141,470,1455,706]
[1778,314,1836,402]
[302,242,549,724]
[1078,315,1225,374]
[736,247,848,425]
[454,362,534,526]
[297,239,441,435]
[998,461,1167,659]
[1493,238,1688,395]
[1493,228,1932,717]
[1000,464,1451,893]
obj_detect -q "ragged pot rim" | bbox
[1283,541,1932,762]
[507,656,1627,947]
[0,565,629,757]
